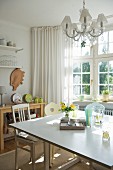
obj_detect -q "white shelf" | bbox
[0,45,23,53]
[0,65,22,69]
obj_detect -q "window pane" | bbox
[98,60,113,95]
[82,46,90,56]
[99,73,108,84]
[73,63,81,72]
[109,86,113,93]
[73,74,81,84]
[73,85,81,95]
[109,31,113,42]
[99,85,108,94]
[109,73,113,84]
[109,43,113,53]
[82,62,90,72]
[98,32,108,44]
[73,47,80,57]
[73,61,91,96]
[85,38,90,45]
[82,85,90,95]
[74,47,81,56]
[99,62,108,72]
[98,44,108,54]
[109,61,113,72]
[82,74,90,84]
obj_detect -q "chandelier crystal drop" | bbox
[61,0,108,43]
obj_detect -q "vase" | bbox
[72,104,79,118]
[65,112,70,118]
[102,94,109,102]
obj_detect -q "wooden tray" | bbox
[60,122,85,130]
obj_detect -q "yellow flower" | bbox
[60,102,65,105]
[61,104,66,110]
[59,102,76,113]
[70,104,76,109]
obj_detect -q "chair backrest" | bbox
[85,102,105,114]
[12,103,31,123]
[86,102,105,111]
[45,102,60,116]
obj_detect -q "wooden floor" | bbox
[0,139,16,154]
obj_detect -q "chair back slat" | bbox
[12,103,31,123]
[19,108,25,121]
[18,108,21,122]
[12,103,31,135]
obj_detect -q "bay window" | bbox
[69,30,113,101]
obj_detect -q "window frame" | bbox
[72,29,113,101]
[72,58,93,100]
[95,56,113,98]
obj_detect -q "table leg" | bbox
[0,111,4,150]
[40,104,44,117]
[44,142,50,170]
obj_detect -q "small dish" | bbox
[68,122,75,126]
[11,93,22,104]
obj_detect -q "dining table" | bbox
[10,111,113,170]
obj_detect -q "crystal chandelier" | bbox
[61,0,108,44]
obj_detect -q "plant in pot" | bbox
[102,90,110,102]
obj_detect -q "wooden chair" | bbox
[12,103,39,170]
[45,102,60,166]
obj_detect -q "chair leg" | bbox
[51,145,54,164]
[49,145,53,168]
[15,141,18,170]
[49,144,54,167]
[31,143,35,170]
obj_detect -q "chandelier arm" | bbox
[75,30,84,34]
[75,28,88,35]
[74,34,81,41]
[65,31,80,39]
[89,29,104,38]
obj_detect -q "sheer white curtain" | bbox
[63,38,74,105]
[31,26,64,104]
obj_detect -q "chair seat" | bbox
[18,132,39,142]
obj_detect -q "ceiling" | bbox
[0,0,113,28]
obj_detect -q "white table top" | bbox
[10,112,113,169]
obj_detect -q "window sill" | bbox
[74,100,113,109]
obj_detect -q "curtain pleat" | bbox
[31,26,64,104]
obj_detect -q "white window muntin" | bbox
[73,59,93,100]
[95,57,113,96]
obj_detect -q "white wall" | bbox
[0,20,31,104]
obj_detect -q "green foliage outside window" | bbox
[73,62,90,96]
[99,74,108,84]
[99,62,108,72]
[82,85,90,95]
[99,61,113,94]
[82,63,90,72]
[109,74,113,84]
[82,74,90,84]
